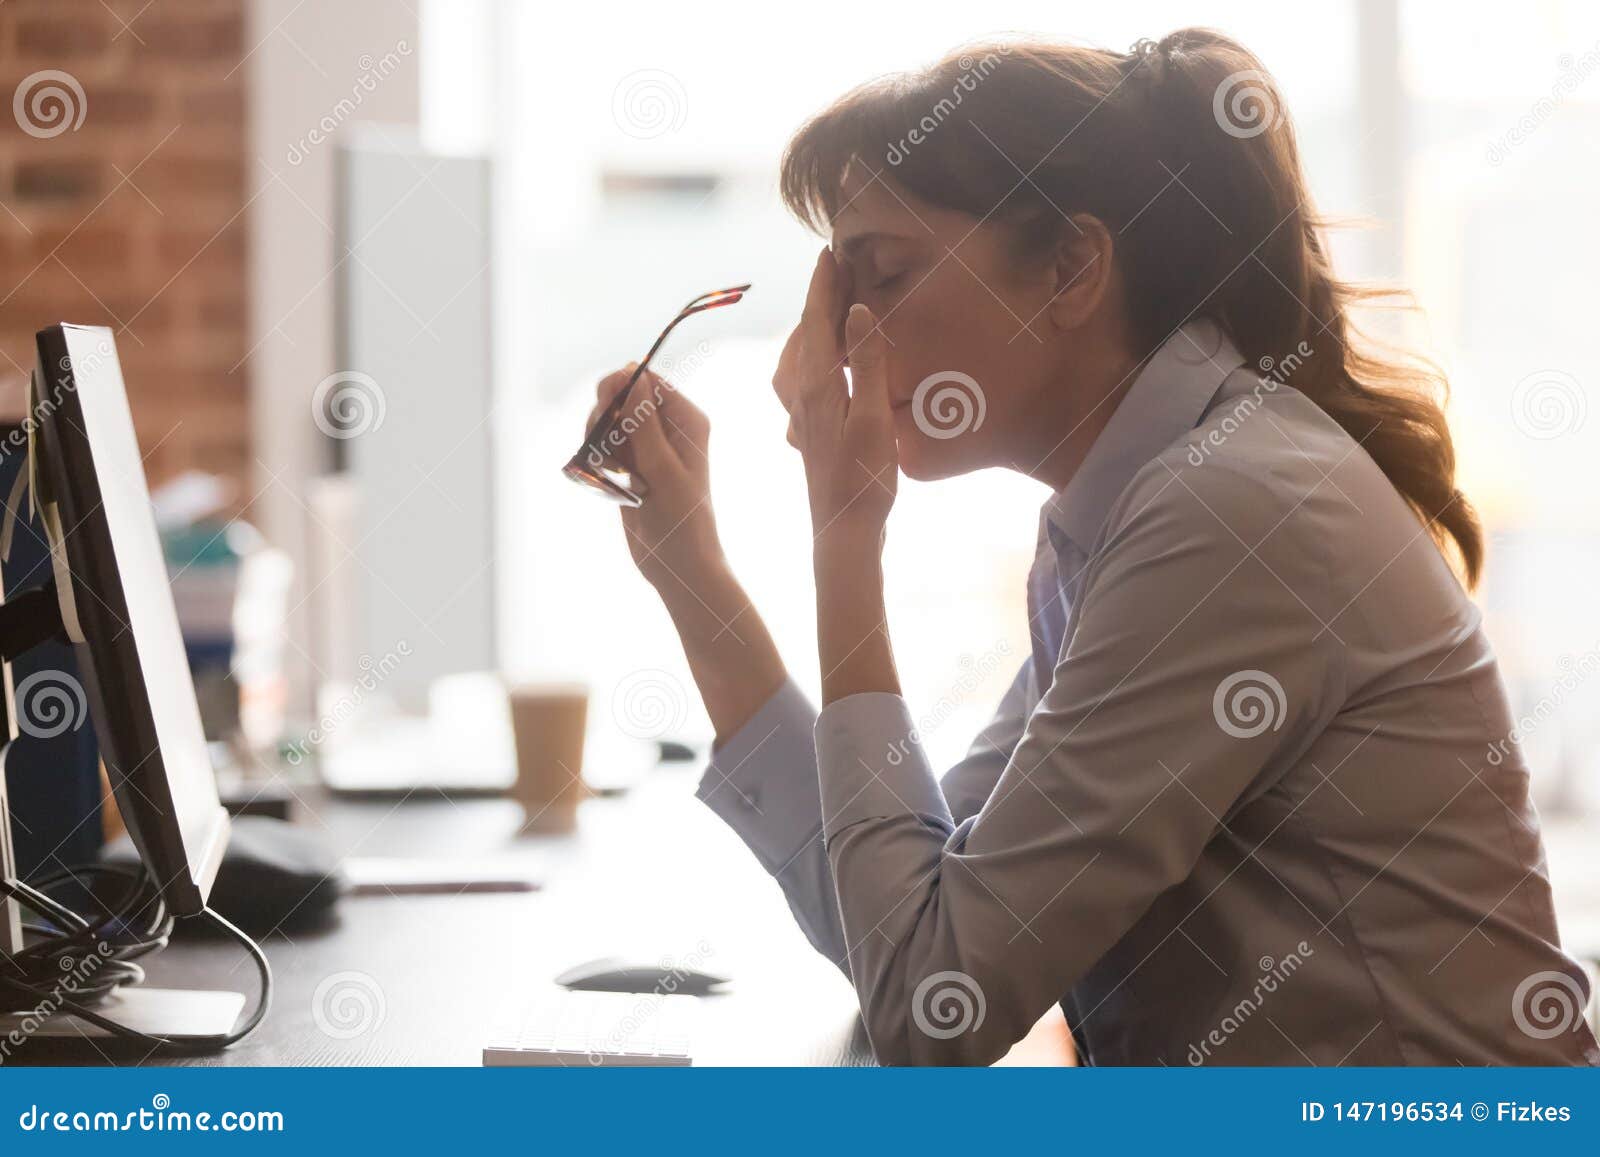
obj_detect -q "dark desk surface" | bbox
[18,764,877,1066]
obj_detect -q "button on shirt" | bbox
[695,320,1600,1067]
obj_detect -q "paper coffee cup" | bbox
[506,682,588,833]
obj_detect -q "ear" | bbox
[1045,214,1116,331]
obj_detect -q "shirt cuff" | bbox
[695,678,823,875]
[814,692,953,844]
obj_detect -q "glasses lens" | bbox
[563,458,641,507]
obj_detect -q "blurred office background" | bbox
[0,1,1597,920]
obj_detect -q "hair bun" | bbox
[1125,36,1180,85]
[1127,37,1162,66]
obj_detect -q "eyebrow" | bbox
[833,230,914,261]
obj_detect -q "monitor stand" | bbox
[0,580,246,1045]
[0,988,247,1040]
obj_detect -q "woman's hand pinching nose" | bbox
[791,300,899,544]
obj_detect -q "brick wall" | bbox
[0,0,249,488]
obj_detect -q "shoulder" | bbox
[1100,382,1350,580]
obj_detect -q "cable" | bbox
[2,867,167,1006]
[0,864,271,1052]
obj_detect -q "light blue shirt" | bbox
[697,321,1599,1067]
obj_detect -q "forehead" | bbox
[829,164,934,249]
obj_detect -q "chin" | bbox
[893,420,980,482]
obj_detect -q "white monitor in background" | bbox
[326,128,495,713]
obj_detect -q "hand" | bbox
[773,248,898,547]
[585,365,725,593]
[584,366,790,745]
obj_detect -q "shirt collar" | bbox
[1044,319,1245,553]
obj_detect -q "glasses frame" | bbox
[562,284,750,507]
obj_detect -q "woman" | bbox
[587,29,1599,1066]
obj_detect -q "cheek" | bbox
[872,262,1031,473]
[878,302,970,404]
[878,272,1016,390]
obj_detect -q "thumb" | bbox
[844,303,890,421]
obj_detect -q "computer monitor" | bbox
[0,325,264,1047]
[28,323,230,916]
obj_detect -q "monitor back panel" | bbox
[32,325,228,914]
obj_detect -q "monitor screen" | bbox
[30,324,228,915]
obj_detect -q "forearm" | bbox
[669,563,851,968]
[655,563,787,744]
[815,529,900,705]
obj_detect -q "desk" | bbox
[18,764,879,1066]
[25,760,1592,1066]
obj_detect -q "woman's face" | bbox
[829,171,1076,481]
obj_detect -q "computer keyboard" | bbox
[482,990,697,1067]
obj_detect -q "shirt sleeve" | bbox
[815,462,1346,1065]
[697,660,1037,972]
[695,678,845,964]
[941,659,1034,824]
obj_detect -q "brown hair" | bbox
[780,28,1482,586]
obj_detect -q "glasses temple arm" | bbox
[679,283,751,313]
[578,310,694,453]
[578,286,750,456]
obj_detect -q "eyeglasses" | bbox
[563,284,750,507]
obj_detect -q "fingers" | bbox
[772,249,842,413]
[584,361,715,502]
[844,304,888,407]
[586,363,639,437]
[772,325,804,411]
[653,375,710,462]
[798,248,847,383]
[618,370,679,482]
[579,364,640,476]
[799,246,844,337]
[843,303,893,441]
[782,249,852,437]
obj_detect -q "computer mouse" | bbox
[555,956,730,996]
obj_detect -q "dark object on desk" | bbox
[0,423,103,876]
[556,956,730,996]
[657,739,697,762]
[216,772,295,821]
[105,815,345,934]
